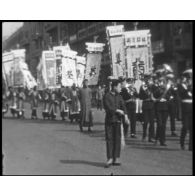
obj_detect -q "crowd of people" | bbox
[2,65,193,168]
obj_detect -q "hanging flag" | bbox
[124,30,153,80]
[42,51,57,89]
[76,56,86,87]
[61,50,77,87]
[106,25,125,79]
[85,42,105,85]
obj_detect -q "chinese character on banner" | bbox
[132,58,145,80]
[67,70,73,79]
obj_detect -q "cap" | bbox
[182,69,192,78]
[166,73,174,79]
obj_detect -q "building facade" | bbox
[3,22,192,81]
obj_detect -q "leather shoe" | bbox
[105,158,113,168]
[113,158,121,166]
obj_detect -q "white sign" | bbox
[76,56,86,87]
[124,30,151,47]
[106,25,124,37]
[85,42,105,53]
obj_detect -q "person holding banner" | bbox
[60,86,71,120]
[69,83,80,123]
[49,89,59,120]
[104,79,128,167]
[42,88,50,119]
[78,79,93,132]
[17,86,26,118]
[29,86,41,119]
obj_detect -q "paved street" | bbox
[2,103,192,175]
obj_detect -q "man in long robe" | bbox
[78,79,93,132]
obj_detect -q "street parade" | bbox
[2,22,193,175]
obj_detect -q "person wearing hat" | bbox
[123,77,138,138]
[166,73,178,137]
[28,86,41,119]
[78,79,93,132]
[139,73,155,142]
[178,69,192,151]
[104,79,128,167]
[153,76,170,146]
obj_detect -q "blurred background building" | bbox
[2,22,192,83]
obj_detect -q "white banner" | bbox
[42,51,56,89]
[76,56,86,87]
[37,58,47,90]
[2,52,14,87]
[124,30,151,47]
[85,42,105,53]
[61,50,77,87]
[125,30,153,79]
[106,25,125,79]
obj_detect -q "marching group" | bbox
[2,65,193,168]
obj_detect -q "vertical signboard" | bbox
[76,56,86,87]
[106,25,125,79]
[61,50,77,87]
[85,42,105,85]
[124,30,153,80]
[42,51,56,89]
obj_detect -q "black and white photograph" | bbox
[2,21,193,176]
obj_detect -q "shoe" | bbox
[171,132,177,137]
[113,158,121,166]
[105,158,113,168]
[160,143,167,146]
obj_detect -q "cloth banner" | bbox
[126,47,150,79]
[61,50,77,87]
[2,52,14,87]
[22,69,37,89]
[106,25,125,79]
[124,30,153,79]
[76,56,86,87]
[53,46,67,87]
[85,53,102,85]
[42,51,56,89]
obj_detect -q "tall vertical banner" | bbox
[61,50,77,87]
[2,52,14,87]
[106,25,125,79]
[124,30,153,80]
[85,43,105,85]
[12,49,26,87]
[42,51,56,89]
[53,46,67,88]
[37,57,46,90]
[76,56,86,87]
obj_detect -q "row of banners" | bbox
[36,43,105,89]
[2,25,153,90]
[106,25,153,80]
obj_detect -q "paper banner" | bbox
[106,25,125,79]
[37,58,46,90]
[42,51,56,89]
[61,50,77,87]
[53,46,67,87]
[76,56,86,87]
[2,52,14,87]
[85,53,102,85]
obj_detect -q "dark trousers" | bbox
[142,109,155,140]
[156,110,168,144]
[31,109,37,117]
[180,111,192,150]
[127,109,136,135]
[105,123,121,159]
[168,102,176,132]
[97,99,103,110]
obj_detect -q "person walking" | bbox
[78,79,93,132]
